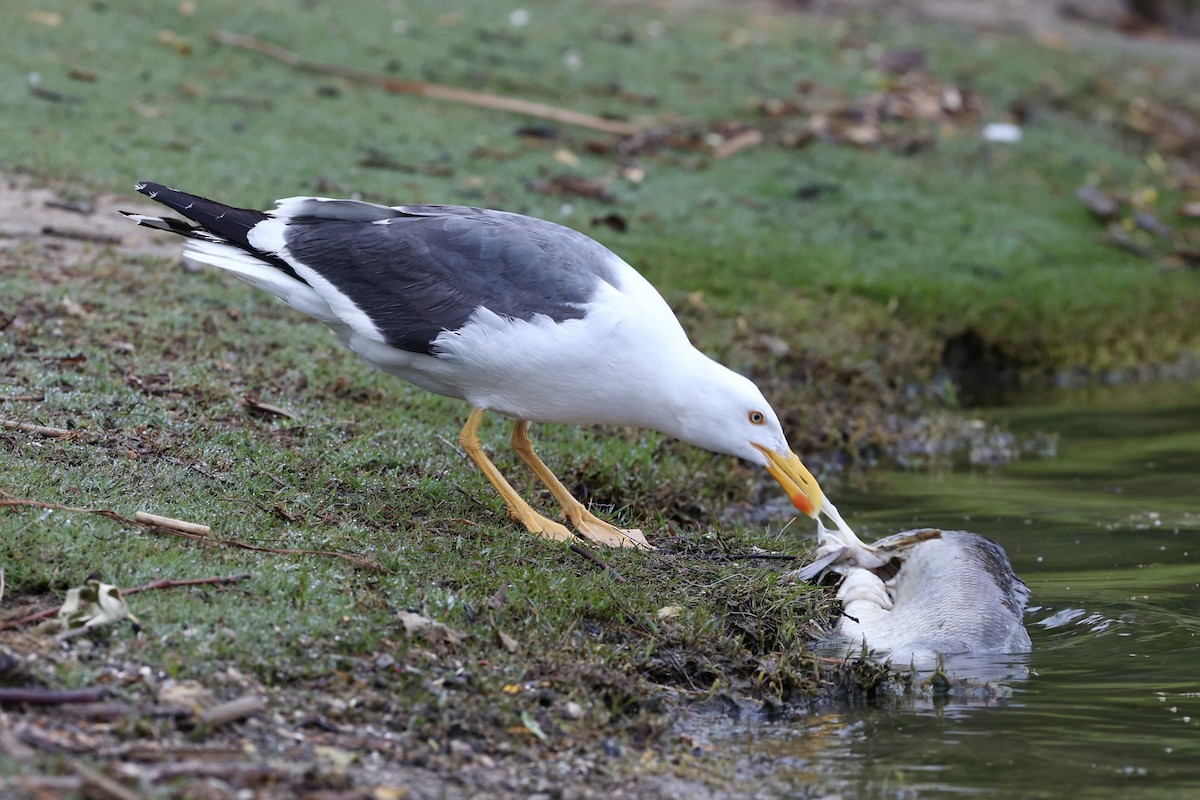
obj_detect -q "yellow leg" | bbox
[458,408,573,543]
[511,420,653,550]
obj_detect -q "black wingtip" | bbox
[134,180,167,198]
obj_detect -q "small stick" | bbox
[0,607,57,631]
[0,575,249,632]
[40,226,123,246]
[13,776,82,793]
[70,761,145,800]
[213,30,642,137]
[569,543,627,583]
[0,724,35,761]
[0,492,385,575]
[58,702,193,721]
[712,129,763,159]
[197,694,265,729]
[134,511,211,536]
[0,395,45,402]
[695,552,798,562]
[141,761,281,782]
[122,574,251,597]
[44,199,95,215]
[0,687,106,706]
[1,419,71,437]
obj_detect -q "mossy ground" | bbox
[2,1,1199,796]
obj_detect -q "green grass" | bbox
[2,238,844,793]
[4,0,1199,373]
[2,1,1199,794]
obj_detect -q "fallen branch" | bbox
[0,723,35,761]
[0,492,134,528]
[40,226,124,246]
[569,543,627,583]
[213,30,642,137]
[44,198,96,215]
[134,511,211,537]
[712,128,763,159]
[0,574,251,632]
[123,574,251,597]
[196,694,265,729]
[0,491,386,575]
[694,552,798,562]
[58,702,193,722]
[71,761,145,800]
[139,760,285,784]
[0,607,57,631]
[1,418,72,438]
[0,687,107,706]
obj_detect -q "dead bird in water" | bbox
[790,527,1032,663]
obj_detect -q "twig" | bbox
[213,30,642,137]
[0,575,250,632]
[14,776,82,793]
[0,607,57,631]
[44,198,95,215]
[140,760,283,783]
[452,482,494,513]
[70,761,145,800]
[134,511,211,536]
[0,723,35,761]
[569,543,627,583]
[165,456,236,486]
[1,419,71,437]
[694,552,798,562]
[0,491,385,574]
[197,694,265,729]
[0,492,134,528]
[712,128,763,159]
[0,687,106,706]
[30,86,83,104]
[0,395,45,402]
[122,574,251,597]
[204,537,385,572]
[58,702,193,722]
[40,226,123,246]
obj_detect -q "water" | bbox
[715,381,1200,798]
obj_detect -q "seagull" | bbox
[122,182,868,552]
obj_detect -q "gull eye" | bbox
[748,410,766,425]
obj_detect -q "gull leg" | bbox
[510,420,653,550]
[458,409,573,543]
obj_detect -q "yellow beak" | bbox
[752,444,824,518]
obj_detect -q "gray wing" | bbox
[281,205,622,355]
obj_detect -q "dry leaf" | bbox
[397,610,466,649]
[485,584,508,610]
[496,629,519,653]
[237,393,297,420]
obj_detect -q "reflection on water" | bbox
[707,381,1200,798]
